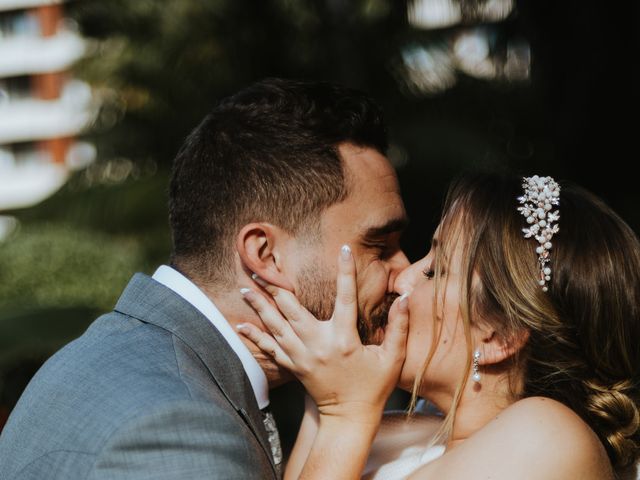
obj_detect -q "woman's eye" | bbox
[423,269,435,279]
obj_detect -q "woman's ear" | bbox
[474,322,530,366]
[235,223,295,290]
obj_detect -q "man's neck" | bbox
[200,284,294,389]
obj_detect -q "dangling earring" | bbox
[472,350,481,382]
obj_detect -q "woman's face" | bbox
[394,226,474,404]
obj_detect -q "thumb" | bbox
[382,293,409,357]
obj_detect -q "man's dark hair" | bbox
[168,77,388,286]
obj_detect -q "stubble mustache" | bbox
[358,292,399,345]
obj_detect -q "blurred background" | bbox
[0,0,638,456]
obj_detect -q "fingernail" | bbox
[240,288,251,295]
[340,244,351,261]
[251,273,268,287]
[236,323,248,332]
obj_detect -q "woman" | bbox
[238,173,640,479]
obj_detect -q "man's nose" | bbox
[393,265,413,296]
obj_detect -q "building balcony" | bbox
[0,159,67,211]
[0,28,85,77]
[0,0,63,14]
[0,139,95,211]
[0,79,95,144]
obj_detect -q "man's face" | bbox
[295,143,409,344]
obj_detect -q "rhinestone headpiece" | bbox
[517,175,560,292]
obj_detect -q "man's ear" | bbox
[235,223,295,290]
[474,321,530,366]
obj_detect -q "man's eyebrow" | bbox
[363,217,409,238]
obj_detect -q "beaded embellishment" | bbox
[517,175,560,292]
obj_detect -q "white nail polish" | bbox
[399,292,410,301]
[341,244,351,260]
[251,273,259,281]
[240,288,251,295]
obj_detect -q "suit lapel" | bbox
[113,273,276,476]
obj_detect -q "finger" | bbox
[236,323,295,371]
[251,273,279,297]
[240,288,306,356]
[252,274,322,338]
[382,292,410,359]
[332,245,359,337]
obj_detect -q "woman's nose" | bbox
[393,255,429,295]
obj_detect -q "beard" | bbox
[296,261,398,345]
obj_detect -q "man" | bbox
[0,78,409,479]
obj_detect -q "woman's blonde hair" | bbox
[410,172,640,471]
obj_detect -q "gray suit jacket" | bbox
[0,273,278,480]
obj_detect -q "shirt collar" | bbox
[152,265,269,409]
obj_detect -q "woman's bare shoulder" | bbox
[497,397,607,453]
[409,397,614,480]
[473,397,613,478]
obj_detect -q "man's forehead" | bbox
[339,143,398,186]
[338,144,406,221]
[339,148,403,223]
[361,215,409,237]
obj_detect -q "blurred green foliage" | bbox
[2,170,171,311]
[70,0,410,167]
[0,223,143,311]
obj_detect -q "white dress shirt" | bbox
[152,265,270,409]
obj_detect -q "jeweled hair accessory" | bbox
[517,175,560,292]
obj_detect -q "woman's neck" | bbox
[446,391,509,449]
[426,374,518,450]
